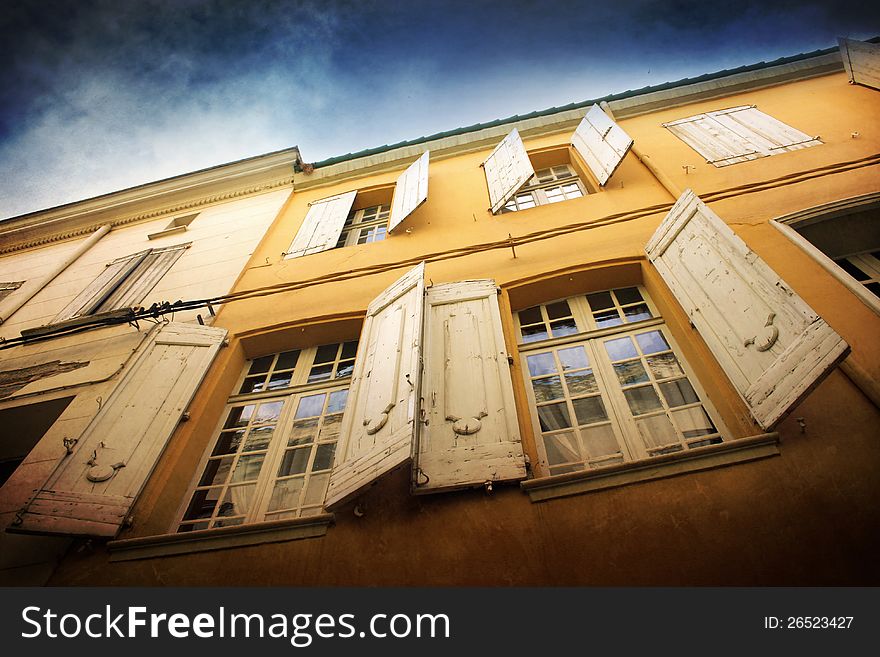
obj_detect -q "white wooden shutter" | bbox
[96,244,188,312]
[664,107,820,166]
[839,37,880,90]
[285,190,357,258]
[482,128,535,214]
[53,250,151,322]
[388,151,429,234]
[646,190,849,429]
[13,323,227,537]
[325,263,425,509]
[571,104,634,186]
[413,280,525,494]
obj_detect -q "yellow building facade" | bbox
[2,42,878,585]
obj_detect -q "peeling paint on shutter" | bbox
[482,128,535,214]
[838,37,880,90]
[664,107,820,166]
[413,280,525,494]
[646,190,849,429]
[325,263,425,510]
[388,151,429,234]
[12,323,227,537]
[571,105,634,186]
[285,190,357,258]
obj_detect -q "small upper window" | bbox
[502,165,586,213]
[336,204,391,247]
[0,281,23,302]
[663,105,821,167]
[147,213,198,240]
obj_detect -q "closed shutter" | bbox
[325,263,425,509]
[571,104,634,186]
[482,128,536,214]
[646,190,849,429]
[839,37,880,90]
[96,244,188,312]
[285,190,357,258]
[12,323,227,537]
[53,250,151,322]
[664,107,820,166]
[413,280,525,494]
[388,151,430,234]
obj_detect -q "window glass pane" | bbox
[614,287,643,305]
[594,310,623,328]
[182,488,221,522]
[327,389,349,414]
[278,448,311,477]
[308,364,333,382]
[254,401,283,423]
[314,344,338,364]
[538,403,571,431]
[623,386,663,415]
[518,306,543,325]
[231,454,265,483]
[586,291,614,311]
[244,425,275,451]
[289,418,318,446]
[341,341,359,359]
[303,473,331,507]
[313,443,336,471]
[199,457,233,487]
[565,371,598,396]
[659,379,699,407]
[521,324,549,343]
[604,336,638,361]
[267,372,292,389]
[218,484,256,518]
[580,424,621,458]
[834,258,870,281]
[238,376,265,394]
[320,414,343,439]
[613,360,650,386]
[532,376,564,402]
[672,407,717,438]
[527,352,557,376]
[646,353,684,379]
[276,350,300,371]
[543,431,581,465]
[248,356,273,375]
[623,304,652,323]
[212,430,245,456]
[635,330,670,355]
[550,318,578,337]
[268,477,304,512]
[635,414,678,450]
[223,405,254,429]
[572,396,608,425]
[295,394,326,419]
[558,346,589,370]
[545,300,572,320]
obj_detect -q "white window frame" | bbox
[176,341,357,532]
[501,164,587,213]
[515,286,728,477]
[770,193,880,318]
[663,105,821,167]
[336,203,392,248]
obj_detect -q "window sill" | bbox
[107,513,334,562]
[520,433,779,502]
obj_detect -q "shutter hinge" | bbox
[180,411,191,422]
[507,355,514,366]
[62,437,78,455]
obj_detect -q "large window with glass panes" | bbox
[514,286,726,476]
[177,340,357,531]
[336,204,391,247]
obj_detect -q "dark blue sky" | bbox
[1,0,878,219]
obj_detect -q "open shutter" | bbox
[325,263,425,509]
[413,280,525,493]
[646,190,849,429]
[482,128,535,214]
[839,37,880,90]
[388,151,429,234]
[285,190,357,258]
[12,323,227,537]
[53,250,151,322]
[571,104,634,186]
[97,244,188,311]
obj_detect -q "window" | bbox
[53,243,189,323]
[663,105,821,167]
[335,204,391,247]
[515,286,724,476]
[147,213,198,240]
[501,165,586,213]
[0,281,23,302]
[178,340,357,531]
[0,396,74,488]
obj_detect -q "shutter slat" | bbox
[839,37,880,90]
[286,191,357,258]
[571,105,634,186]
[646,190,849,429]
[97,245,187,311]
[482,128,535,214]
[414,279,525,493]
[53,252,148,322]
[325,263,425,509]
[388,151,429,233]
[719,107,818,153]
[13,323,228,537]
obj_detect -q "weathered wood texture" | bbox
[571,104,634,186]
[286,191,357,258]
[482,128,535,213]
[388,151,430,233]
[839,37,880,90]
